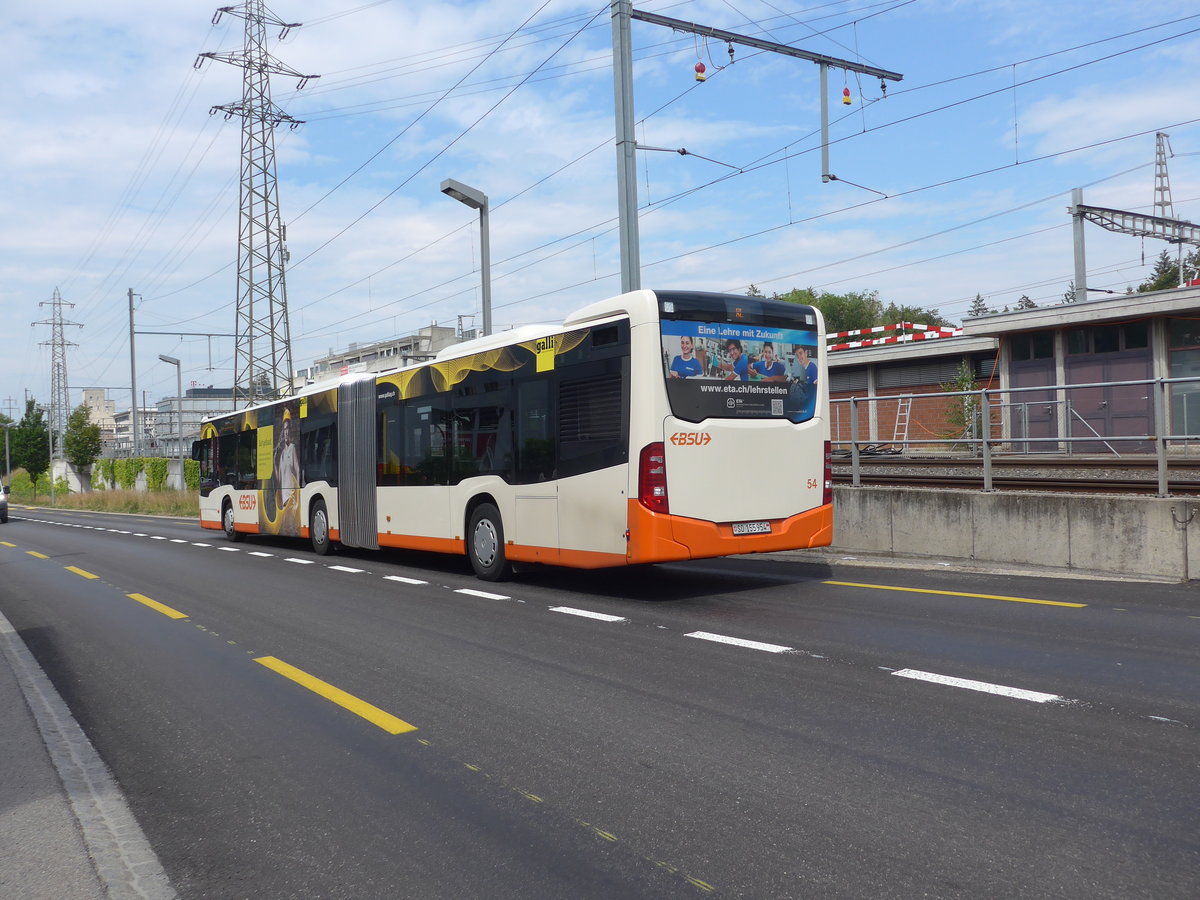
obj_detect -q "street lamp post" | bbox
[158,355,183,489]
[2,423,10,486]
[439,178,492,336]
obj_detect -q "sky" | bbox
[4,0,1200,416]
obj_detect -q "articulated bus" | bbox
[193,289,832,580]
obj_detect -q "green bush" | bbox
[145,457,169,492]
[93,457,115,489]
[114,458,144,490]
[184,458,200,492]
[53,476,70,496]
[9,471,33,498]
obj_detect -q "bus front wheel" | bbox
[467,503,511,581]
[311,499,334,556]
[222,500,244,542]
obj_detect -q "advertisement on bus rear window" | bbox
[660,320,819,423]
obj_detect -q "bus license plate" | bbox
[732,521,771,535]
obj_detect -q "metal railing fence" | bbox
[831,374,1200,497]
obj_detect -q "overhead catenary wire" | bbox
[35,1,1200,400]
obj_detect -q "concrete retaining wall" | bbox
[832,486,1200,582]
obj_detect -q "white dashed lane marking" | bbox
[685,631,793,654]
[892,669,1070,704]
[17,514,1190,726]
[455,588,510,600]
[549,607,628,623]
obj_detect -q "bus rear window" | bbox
[658,294,819,423]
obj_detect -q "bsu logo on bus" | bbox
[670,431,712,446]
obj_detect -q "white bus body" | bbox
[194,289,832,579]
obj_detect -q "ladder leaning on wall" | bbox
[893,396,911,447]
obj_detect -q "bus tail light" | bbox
[638,442,669,514]
[823,440,833,506]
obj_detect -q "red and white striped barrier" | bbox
[827,322,962,351]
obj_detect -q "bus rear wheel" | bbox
[467,503,511,581]
[222,500,244,542]
[310,499,334,556]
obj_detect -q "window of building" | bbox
[1066,323,1149,354]
[1010,330,1054,362]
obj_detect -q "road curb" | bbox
[0,610,177,900]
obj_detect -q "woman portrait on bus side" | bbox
[719,339,750,381]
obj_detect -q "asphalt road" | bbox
[1,506,1198,898]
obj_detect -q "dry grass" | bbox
[24,489,200,517]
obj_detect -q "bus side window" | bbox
[451,378,513,483]
[404,401,451,486]
[218,432,238,487]
[377,406,403,486]
[515,380,553,483]
[192,438,218,496]
[301,420,337,486]
[236,431,256,490]
[557,366,626,478]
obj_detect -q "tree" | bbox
[64,404,103,475]
[1137,250,1178,293]
[1063,280,1076,304]
[968,294,992,317]
[1015,294,1037,310]
[882,302,952,328]
[776,287,951,332]
[940,359,981,449]
[1136,247,1200,293]
[11,399,49,494]
[745,284,766,298]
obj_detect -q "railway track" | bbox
[834,472,1200,495]
[831,454,1200,495]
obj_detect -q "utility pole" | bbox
[33,287,83,465]
[129,288,140,456]
[609,4,902,293]
[196,1,318,406]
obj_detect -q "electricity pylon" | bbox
[33,287,82,459]
[197,1,318,405]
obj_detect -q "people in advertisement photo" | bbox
[719,338,750,381]
[661,319,819,421]
[668,334,704,378]
[786,343,819,420]
[751,342,788,381]
[274,404,301,535]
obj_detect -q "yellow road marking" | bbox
[65,566,99,579]
[0,541,15,547]
[127,592,189,620]
[824,580,1086,608]
[26,551,49,559]
[254,656,417,735]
